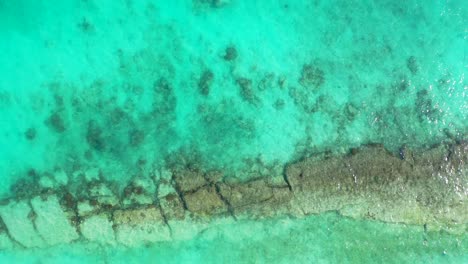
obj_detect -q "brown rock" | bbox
[114,206,165,226]
[218,179,273,209]
[173,169,207,192]
[184,185,226,216]
[113,206,171,245]
[159,194,185,220]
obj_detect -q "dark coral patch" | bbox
[86,120,105,151]
[299,64,325,89]
[223,46,237,61]
[198,70,214,96]
[407,56,418,75]
[45,111,66,133]
[25,127,37,140]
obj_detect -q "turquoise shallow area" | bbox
[0,0,467,262]
[0,0,466,192]
[1,213,467,263]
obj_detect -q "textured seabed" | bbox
[0,0,467,263]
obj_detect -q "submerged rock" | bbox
[286,143,467,230]
[184,185,227,216]
[80,213,115,245]
[223,46,237,61]
[159,193,186,220]
[237,77,259,104]
[173,169,207,193]
[407,56,419,75]
[30,195,79,245]
[45,111,66,133]
[24,127,36,140]
[113,206,171,246]
[0,142,466,249]
[0,200,44,248]
[198,69,214,96]
[197,0,231,8]
[299,63,325,89]
[86,120,106,151]
[0,229,14,250]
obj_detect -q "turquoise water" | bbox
[1,213,467,263]
[0,0,466,263]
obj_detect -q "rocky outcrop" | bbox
[0,142,466,249]
[286,144,467,230]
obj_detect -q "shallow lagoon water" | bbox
[1,212,467,263]
[0,0,466,263]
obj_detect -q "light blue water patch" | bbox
[0,1,467,192]
[0,0,466,194]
